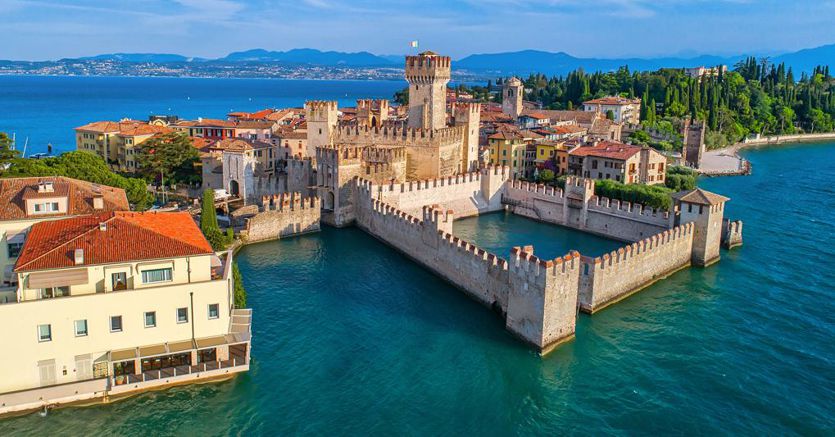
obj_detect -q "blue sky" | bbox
[2,0,834,60]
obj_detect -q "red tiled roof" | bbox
[15,211,213,272]
[75,121,170,136]
[569,141,642,160]
[583,96,641,106]
[0,177,129,221]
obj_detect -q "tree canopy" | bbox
[135,132,199,185]
[1,149,153,209]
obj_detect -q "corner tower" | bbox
[405,51,451,131]
[672,188,729,266]
[305,100,338,159]
[502,77,523,118]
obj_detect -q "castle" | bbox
[232,52,742,355]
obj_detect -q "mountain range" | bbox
[20,44,835,76]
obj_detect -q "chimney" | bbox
[99,222,107,231]
[74,248,84,265]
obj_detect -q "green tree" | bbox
[135,132,198,186]
[537,169,555,184]
[2,150,153,209]
[200,189,226,250]
[233,262,247,308]
[0,133,20,174]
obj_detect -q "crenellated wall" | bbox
[503,177,672,242]
[722,219,743,249]
[244,193,321,243]
[358,165,509,218]
[578,223,694,313]
[506,247,581,351]
[353,183,581,353]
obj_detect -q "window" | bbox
[33,202,59,213]
[7,241,23,258]
[177,307,189,324]
[38,324,52,342]
[110,315,123,332]
[141,268,172,284]
[208,304,219,319]
[74,319,88,337]
[592,160,598,169]
[111,272,127,291]
[144,311,157,328]
[40,286,70,299]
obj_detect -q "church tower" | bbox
[502,77,524,118]
[405,51,451,130]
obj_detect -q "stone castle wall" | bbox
[722,219,743,249]
[503,179,671,242]
[244,193,321,243]
[362,165,508,218]
[578,224,695,313]
[353,183,581,352]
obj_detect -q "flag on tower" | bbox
[409,40,419,48]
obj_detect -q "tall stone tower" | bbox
[405,51,451,131]
[305,100,338,158]
[356,99,389,128]
[682,119,706,168]
[502,77,524,118]
[454,102,481,172]
[673,188,729,266]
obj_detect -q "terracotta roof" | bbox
[568,141,642,160]
[209,138,270,152]
[583,96,641,106]
[190,137,215,151]
[176,119,236,128]
[75,121,169,136]
[235,120,274,129]
[489,131,524,141]
[266,109,297,121]
[0,177,129,221]
[672,188,730,206]
[522,112,549,120]
[15,211,214,272]
[524,109,599,125]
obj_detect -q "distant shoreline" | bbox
[699,133,835,176]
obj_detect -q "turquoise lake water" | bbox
[0,77,833,434]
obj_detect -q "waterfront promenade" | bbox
[699,132,835,176]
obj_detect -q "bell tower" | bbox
[405,51,451,131]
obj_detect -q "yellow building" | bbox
[487,131,527,178]
[75,120,171,172]
[0,211,251,416]
[535,141,571,176]
[0,177,130,296]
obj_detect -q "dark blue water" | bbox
[0,76,402,155]
[0,76,833,434]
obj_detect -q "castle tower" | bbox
[305,101,338,159]
[502,77,524,118]
[682,119,706,168]
[405,51,451,131]
[357,99,389,128]
[672,188,729,266]
[454,102,482,172]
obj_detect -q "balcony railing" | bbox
[113,357,247,386]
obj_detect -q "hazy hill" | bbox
[220,48,395,66]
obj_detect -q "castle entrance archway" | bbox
[229,180,240,197]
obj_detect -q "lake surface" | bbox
[0,76,833,434]
[0,76,403,155]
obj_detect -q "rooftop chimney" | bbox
[38,181,54,193]
[99,222,107,231]
[74,248,84,265]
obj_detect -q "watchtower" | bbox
[305,101,338,159]
[356,99,389,128]
[502,77,524,118]
[405,51,451,131]
[453,102,481,171]
[672,188,729,266]
[682,119,706,168]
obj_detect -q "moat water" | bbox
[0,76,833,434]
[1,141,832,435]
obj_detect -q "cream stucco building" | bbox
[0,211,251,416]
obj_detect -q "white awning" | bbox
[27,268,89,289]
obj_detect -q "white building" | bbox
[582,96,642,125]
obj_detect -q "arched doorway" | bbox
[229,180,240,197]
[324,191,335,211]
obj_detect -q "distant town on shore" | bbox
[2,44,834,80]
